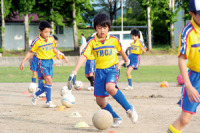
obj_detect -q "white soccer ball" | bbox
[60,86,69,96]
[74,81,83,90]
[28,83,37,93]
[92,109,113,130]
[61,90,75,108]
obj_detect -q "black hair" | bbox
[93,13,111,29]
[86,36,93,42]
[39,20,51,31]
[53,35,58,41]
[130,29,140,38]
[81,34,84,36]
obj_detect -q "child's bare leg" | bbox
[168,111,192,132]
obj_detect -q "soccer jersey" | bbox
[82,34,122,69]
[178,17,200,72]
[130,40,146,55]
[30,35,56,59]
[87,54,95,60]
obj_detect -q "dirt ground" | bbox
[0,82,200,133]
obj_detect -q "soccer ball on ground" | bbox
[92,109,113,130]
[61,89,75,108]
[28,83,37,93]
[74,81,83,90]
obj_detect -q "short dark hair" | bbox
[39,20,51,31]
[81,34,84,36]
[93,13,111,30]
[53,35,58,41]
[86,36,93,42]
[130,29,140,38]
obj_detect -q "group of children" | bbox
[20,0,200,131]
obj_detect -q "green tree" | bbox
[135,0,180,49]
[35,0,92,51]
[11,0,36,52]
[1,0,12,53]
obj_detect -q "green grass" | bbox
[0,66,179,83]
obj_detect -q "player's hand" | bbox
[20,62,24,70]
[186,85,200,103]
[67,71,77,90]
[125,59,130,67]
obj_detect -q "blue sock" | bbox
[35,87,45,97]
[44,84,52,102]
[128,79,132,86]
[35,80,45,96]
[103,103,120,119]
[113,90,131,111]
[32,77,36,83]
[38,80,44,89]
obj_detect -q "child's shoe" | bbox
[46,101,56,108]
[32,93,38,106]
[124,86,133,90]
[87,86,94,91]
[111,117,122,128]
[126,105,138,123]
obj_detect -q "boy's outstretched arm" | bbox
[179,54,200,103]
[141,47,146,53]
[119,50,130,66]
[67,55,87,89]
[20,51,34,70]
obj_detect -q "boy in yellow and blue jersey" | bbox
[20,21,59,108]
[122,29,147,90]
[167,0,200,132]
[68,13,138,127]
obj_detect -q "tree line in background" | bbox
[1,0,190,53]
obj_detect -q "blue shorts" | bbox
[37,59,53,80]
[30,55,38,72]
[128,53,140,70]
[180,69,200,114]
[85,60,96,75]
[94,65,119,97]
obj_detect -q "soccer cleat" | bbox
[32,93,38,106]
[111,117,122,128]
[46,101,56,108]
[87,86,94,91]
[126,105,138,123]
[124,86,133,90]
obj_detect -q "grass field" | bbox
[0,66,179,83]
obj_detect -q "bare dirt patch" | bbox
[0,82,199,133]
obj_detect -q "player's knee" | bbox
[96,100,104,108]
[32,72,37,77]
[126,71,130,76]
[180,116,190,126]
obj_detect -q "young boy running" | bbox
[20,21,58,108]
[68,13,138,127]
[121,29,147,90]
[167,0,200,132]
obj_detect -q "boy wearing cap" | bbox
[167,0,200,132]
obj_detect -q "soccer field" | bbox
[0,66,179,83]
[0,82,200,133]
